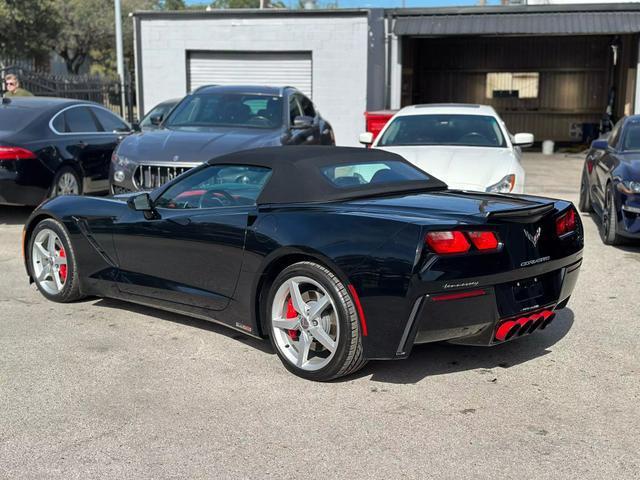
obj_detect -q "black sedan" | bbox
[580,115,640,244]
[24,147,582,381]
[110,85,334,194]
[0,97,131,206]
[135,98,180,132]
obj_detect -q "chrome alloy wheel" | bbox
[56,172,79,196]
[31,229,68,295]
[271,276,339,371]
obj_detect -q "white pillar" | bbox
[114,0,126,117]
[390,33,402,110]
[635,37,640,115]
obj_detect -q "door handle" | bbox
[78,141,88,148]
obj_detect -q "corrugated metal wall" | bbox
[403,35,625,142]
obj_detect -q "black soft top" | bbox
[206,146,447,204]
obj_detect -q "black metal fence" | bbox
[0,63,135,122]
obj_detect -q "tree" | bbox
[50,0,115,74]
[49,0,159,75]
[90,0,160,76]
[0,0,59,65]
[209,0,286,8]
[159,0,186,9]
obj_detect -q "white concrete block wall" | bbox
[138,14,370,146]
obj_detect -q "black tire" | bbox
[266,261,367,381]
[578,168,593,213]
[601,183,624,246]
[51,166,82,198]
[27,218,84,303]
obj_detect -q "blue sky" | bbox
[187,1,502,7]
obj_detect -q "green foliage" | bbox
[209,0,286,8]
[50,0,116,74]
[159,0,187,9]
[0,0,59,63]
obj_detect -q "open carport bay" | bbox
[0,153,638,479]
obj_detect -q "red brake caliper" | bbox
[58,248,67,282]
[285,297,299,340]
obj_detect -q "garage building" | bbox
[133,3,640,146]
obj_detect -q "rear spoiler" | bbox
[488,203,555,222]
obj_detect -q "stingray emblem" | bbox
[172,155,179,162]
[524,227,542,247]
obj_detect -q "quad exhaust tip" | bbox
[494,309,556,343]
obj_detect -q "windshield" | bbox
[378,114,507,148]
[165,93,283,130]
[622,121,640,151]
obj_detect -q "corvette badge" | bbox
[524,227,542,247]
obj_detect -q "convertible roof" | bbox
[206,146,447,204]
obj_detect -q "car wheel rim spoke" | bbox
[32,229,67,295]
[272,317,300,331]
[308,325,336,353]
[288,279,307,317]
[271,275,340,372]
[296,332,311,367]
[58,173,78,195]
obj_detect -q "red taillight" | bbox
[467,231,500,250]
[0,146,36,160]
[425,231,500,255]
[556,209,577,236]
[425,231,471,254]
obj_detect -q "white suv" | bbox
[360,104,533,194]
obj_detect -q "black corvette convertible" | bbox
[23,147,583,381]
[580,115,640,245]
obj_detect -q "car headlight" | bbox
[111,152,134,168]
[617,180,640,194]
[486,174,516,193]
[111,152,135,184]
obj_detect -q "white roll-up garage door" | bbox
[187,51,312,98]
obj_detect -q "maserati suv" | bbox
[110,85,334,194]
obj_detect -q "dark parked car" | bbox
[110,85,335,194]
[136,98,180,132]
[580,115,640,244]
[24,146,582,381]
[0,97,131,206]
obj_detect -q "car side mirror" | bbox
[114,126,134,135]
[130,121,141,132]
[292,115,313,129]
[513,133,534,147]
[359,132,374,145]
[150,114,163,126]
[591,139,609,151]
[127,192,154,212]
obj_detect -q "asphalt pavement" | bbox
[0,152,638,479]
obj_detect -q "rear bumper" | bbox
[395,254,582,357]
[0,161,50,206]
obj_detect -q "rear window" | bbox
[321,160,430,188]
[0,106,40,133]
[378,114,506,148]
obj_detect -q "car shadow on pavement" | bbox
[584,212,640,253]
[91,297,573,384]
[346,308,575,384]
[0,206,33,226]
[92,297,275,355]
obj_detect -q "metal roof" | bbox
[393,6,640,36]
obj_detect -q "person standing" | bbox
[3,74,33,97]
